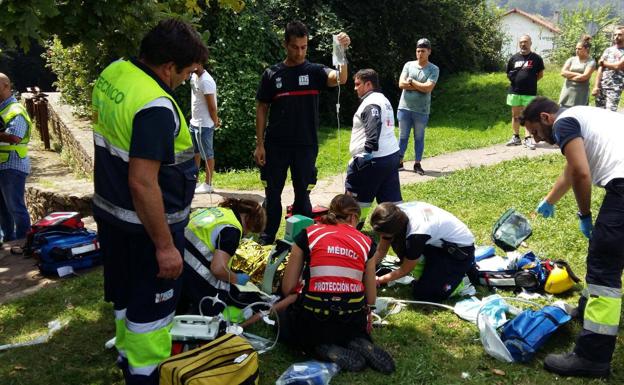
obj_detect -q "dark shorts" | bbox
[345,151,402,205]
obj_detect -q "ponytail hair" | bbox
[219,198,266,234]
[320,194,361,225]
[370,202,409,259]
[579,34,592,50]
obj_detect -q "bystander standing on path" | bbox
[397,38,438,175]
[0,73,32,242]
[505,34,544,150]
[190,63,219,194]
[558,35,596,107]
[592,26,624,112]
[346,69,402,227]
[254,21,350,245]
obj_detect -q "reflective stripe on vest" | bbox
[304,223,370,295]
[92,60,194,225]
[186,207,242,253]
[183,249,230,291]
[184,207,242,289]
[0,101,32,162]
[310,266,364,281]
[583,284,622,336]
[93,193,190,225]
[92,60,193,158]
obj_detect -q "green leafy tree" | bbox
[550,4,619,65]
[0,0,244,52]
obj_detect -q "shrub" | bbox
[199,1,282,169]
[550,5,620,65]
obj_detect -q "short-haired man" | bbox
[397,38,439,175]
[347,69,402,227]
[255,21,350,245]
[521,96,624,378]
[506,35,544,149]
[0,73,32,242]
[189,64,219,194]
[592,26,624,111]
[92,19,208,385]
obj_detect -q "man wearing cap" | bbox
[397,38,439,175]
[505,35,544,150]
[522,96,624,378]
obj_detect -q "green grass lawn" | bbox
[211,66,566,190]
[2,153,621,385]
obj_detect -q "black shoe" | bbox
[398,161,405,171]
[315,344,366,372]
[413,163,425,175]
[257,234,275,246]
[544,352,610,378]
[347,338,395,374]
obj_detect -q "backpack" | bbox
[492,209,532,251]
[500,305,571,362]
[23,212,85,257]
[33,230,102,276]
[159,333,259,385]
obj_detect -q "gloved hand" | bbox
[362,152,374,162]
[536,199,555,218]
[578,213,593,239]
[236,273,250,285]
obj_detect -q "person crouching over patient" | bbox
[280,194,395,373]
[371,201,475,301]
[179,198,266,316]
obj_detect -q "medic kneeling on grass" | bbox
[521,96,624,378]
[278,194,395,374]
[371,201,476,301]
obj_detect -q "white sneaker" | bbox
[195,183,214,194]
[505,135,521,146]
[523,136,536,150]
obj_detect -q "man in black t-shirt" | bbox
[255,21,350,245]
[505,34,544,150]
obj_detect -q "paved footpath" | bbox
[193,141,559,208]
[0,142,558,304]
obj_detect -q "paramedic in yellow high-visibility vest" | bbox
[91,19,207,385]
[0,73,32,242]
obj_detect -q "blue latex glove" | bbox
[536,199,555,218]
[362,152,374,162]
[578,214,593,239]
[236,273,250,285]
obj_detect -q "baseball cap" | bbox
[416,38,431,49]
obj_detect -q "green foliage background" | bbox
[550,4,620,65]
[6,0,505,169]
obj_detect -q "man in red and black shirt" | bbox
[254,21,350,245]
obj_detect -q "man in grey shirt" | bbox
[397,38,439,175]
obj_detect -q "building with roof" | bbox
[501,8,561,60]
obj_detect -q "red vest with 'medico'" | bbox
[304,223,372,294]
